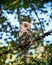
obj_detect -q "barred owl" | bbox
[19,22,32,51]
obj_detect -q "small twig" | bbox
[4,0,18,9]
[35,11,44,33]
[26,0,44,33]
[16,50,24,58]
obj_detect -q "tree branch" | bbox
[28,1,44,33]
[33,29,52,42]
[34,11,44,33]
[4,0,18,9]
[0,29,52,57]
[17,8,22,24]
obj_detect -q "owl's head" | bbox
[20,22,31,30]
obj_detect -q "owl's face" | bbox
[19,22,31,37]
[20,22,31,31]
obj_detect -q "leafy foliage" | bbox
[0,0,52,65]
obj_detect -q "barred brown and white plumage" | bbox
[19,22,32,51]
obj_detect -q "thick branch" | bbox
[33,29,52,42]
[17,8,22,24]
